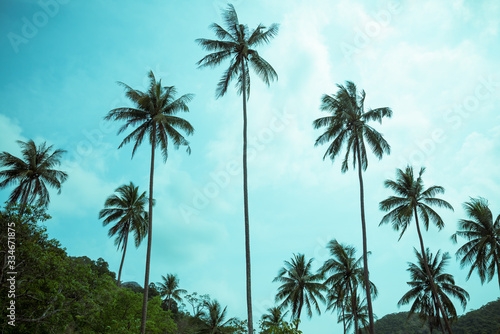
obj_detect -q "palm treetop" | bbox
[451,197,500,286]
[399,248,470,319]
[313,81,392,172]
[196,3,279,99]
[273,253,326,319]
[0,139,68,208]
[380,166,454,240]
[104,70,194,161]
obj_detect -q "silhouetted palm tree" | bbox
[105,70,194,334]
[196,6,278,333]
[313,81,392,334]
[198,300,235,334]
[398,248,469,333]
[452,197,500,288]
[339,294,369,334]
[261,306,288,329]
[157,274,187,311]
[380,166,454,334]
[99,182,148,286]
[319,240,377,334]
[0,140,67,209]
[273,254,326,329]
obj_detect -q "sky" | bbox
[1,0,499,332]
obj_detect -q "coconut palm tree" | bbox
[273,254,326,329]
[313,81,392,333]
[260,306,289,330]
[104,70,194,334]
[398,248,469,333]
[157,274,187,311]
[326,285,348,333]
[319,240,377,334]
[0,140,68,209]
[339,294,369,334]
[198,300,235,334]
[451,197,500,288]
[196,6,278,333]
[379,166,455,333]
[99,182,148,286]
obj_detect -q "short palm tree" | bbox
[379,166,454,333]
[398,248,469,333]
[451,197,500,288]
[104,70,194,334]
[99,182,148,286]
[197,6,278,333]
[319,240,376,334]
[339,294,369,334]
[0,140,68,209]
[198,300,235,334]
[261,306,288,329]
[157,274,187,311]
[273,254,326,329]
[313,81,392,333]
[325,285,348,333]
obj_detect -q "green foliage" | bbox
[259,319,303,334]
[0,203,176,334]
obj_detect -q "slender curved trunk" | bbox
[496,258,500,289]
[354,140,375,334]
[413,208,453,334]
[296,296,303,330]
[140,125,156,334]
[241,61,254,334]
[431,293,446,334]
[117,232,129,286]
[342,304,346,334]
[349,283,358,334]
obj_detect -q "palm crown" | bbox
[452,197,500,287]
[0,139,68,208]
[273,253,326,321]
[398,248,469,324]
[380,166,454,240]
[104,70,194,160]
[196,3,278,98]
[313,81,392,172]
[157,274,187,310]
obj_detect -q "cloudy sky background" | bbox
[1,0,499,332]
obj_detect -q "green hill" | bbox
[373,299,500,334]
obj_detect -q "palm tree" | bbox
[99,182,148,286]
[198,300,235,334]
[313,81,391,333]
[319,240,377,334]
[379,166,455,333]
[0,140,68,209]
[104,70,194,334]
[157,274,187,311]
[451,197,500,288]
[196,6,278,333]
[339,294,369,334]
[261,306,288,328]
[273,254,326,329]
[398,248,469,333]
[325,285,348,333]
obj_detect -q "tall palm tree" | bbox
[313,81,392,333]
[319,240,377,334]
[157,273,187,311]
[273,254,326,329]
[398,248,469,333]
[104,70,194,334]
[198,300,235,334]
[379,166,455,333]
[196,5,278,333]
[0,140,68,209]
[451,197,500,288]
[99,182,148,286]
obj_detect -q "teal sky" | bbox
[1,0,499,332]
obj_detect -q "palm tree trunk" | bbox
[413,208,453,334]
[240,61,254,334]
[117,232,129,286]
[350,283,358,334]
[354,141,375,334]
[296,298,303,330]
[342,305,346,334]
[496,258,500,289]
[140,125,156,334]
